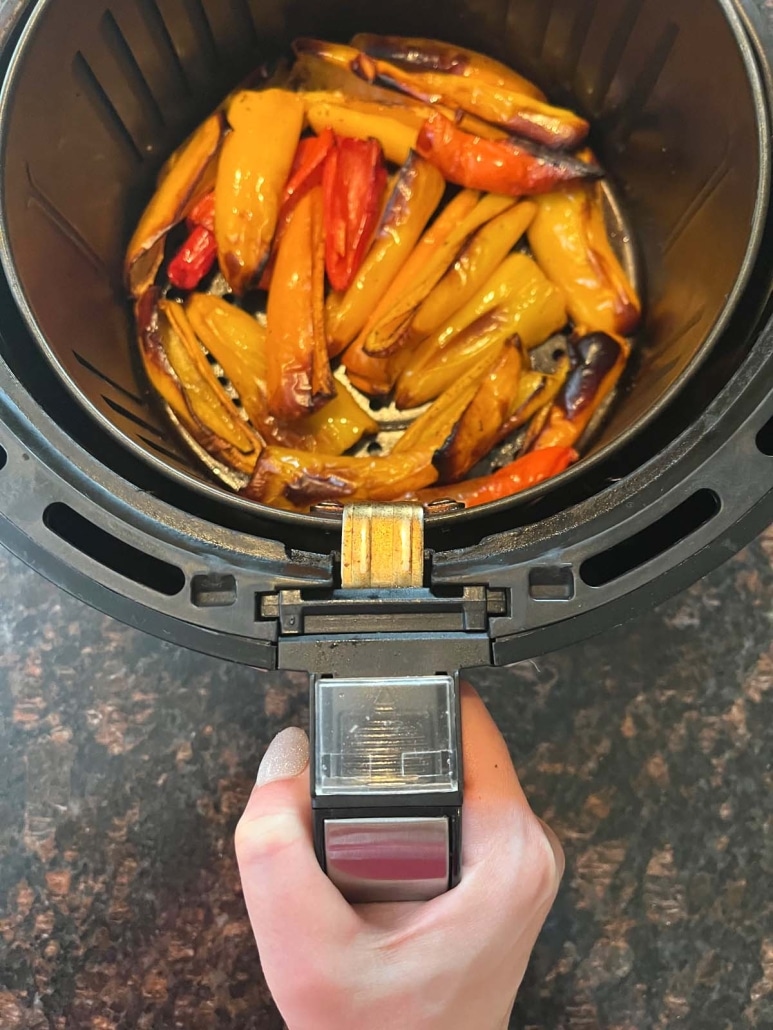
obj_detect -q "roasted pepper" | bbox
[350,34,546,101]
[257,129,336,293]
[126,112,224,298]
[410,200,536,340]
[391,350,495,455]
[396,253,567,407]
[185,294,269,428]
[409,447,577,507]
[417,114,600,196]
[527,183,642,337]
[362,192,515,357]
[434,338,523,482]
[327,152,445,353]
[267,186,335,420]
[341,189,482,389]
[493,360,569,447]
[531,332,629,451]
[306,100,420,165]
[187,190,216,232]
[297,386,379,455]
[323,136,388,292]
[283,128,336,213]
[167,225,218,290]
[354,54,587,150]
[243,446,437,509]
[215,89,305,294]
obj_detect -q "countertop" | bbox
[0,531,772,1029]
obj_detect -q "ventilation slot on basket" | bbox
[191,573,237,607]
[0,445,6,472]
[756,415,773,457]
[580,489,720,587]
[72,51,144,164]
[44,502,184,595]
[529,566,575,600]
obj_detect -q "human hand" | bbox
[235,683,564,1030]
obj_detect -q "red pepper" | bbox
[323,135,387,292]
[167,224,218,290]
[258,129,337,292]
[416,113,600,197]
[415,447,578,507]
[186,190,216,232]
[281,128,335,213]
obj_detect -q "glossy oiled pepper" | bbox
[215,89,305,294]
[185,294,269,429]
[282,128,336,212]
[323,135,388,292]
[532,332,629,451]
[341,189,482,391]
[362,191,515,357]
[126,113,224,298]
[257,130,336,293]
[410,447,577,507]
[167,225,218,290]
[243,446,437,510]
[306,99,420,165]
[297,386,379,455]
[353,51,588,150]
[435,338,524,482]
[158,299,260,457]
[410,200,536,340]
[267,186,335,421]
[186,191,216,232]
[391,353,491,455]
[527,183,642,337]
[396,253,567,408]
[327,151,445,353]
[350,34,546,101]
[417,114,601,197]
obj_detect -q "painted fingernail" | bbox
[256,726,310,787]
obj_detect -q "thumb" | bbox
[235,727,356,960]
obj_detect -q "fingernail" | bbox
[256,727,310,787]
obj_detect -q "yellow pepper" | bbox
[527,183,641,337]
[297,386,379,455]
[326,152,445,353]
[350,34,546,101]
[125,113,224,298]
[435,338,523,482]
[340,189,481,391]
[215,89,305,295]
[243,446,437,510]
[306,100,420,165]
[411,200,537,339]
[362,192,515,356]
[267,185,335,421]
[396,253,567,407]
[158,299,260,456]
[185,294,268,427]
[392,350,498,455]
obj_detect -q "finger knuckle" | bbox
[234,810,304,865]
[521,816,563,905]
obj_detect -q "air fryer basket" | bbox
[0,0,771,672]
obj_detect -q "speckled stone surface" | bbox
[0,530,772,1029]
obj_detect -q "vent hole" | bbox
[580,489,720,588]
[0,445,6,472]
[756,415,773,456]
[529,566,575,601]
[191,573,237,608]
[43,503,184,596]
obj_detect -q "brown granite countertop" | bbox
[0,529,772,1028]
